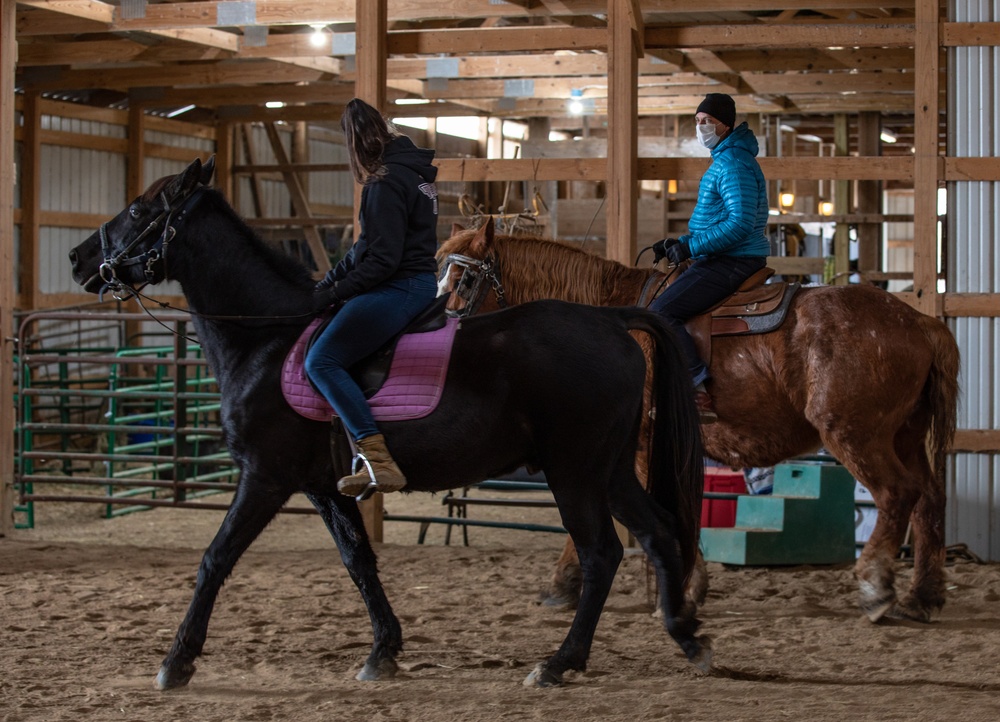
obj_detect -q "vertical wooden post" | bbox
[606,0,640,266]
[833,114,851,284]
[125,102,147,333]
[912,0,941,316]
[857,112,882,277]
[354,0,388,543]
[20,93,40,309]
[1,0,18,535]
[214,123,234,201]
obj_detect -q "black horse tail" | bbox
[623,310,705,587]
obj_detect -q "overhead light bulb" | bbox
[880,129,897,143]
[568,89,584,115]
[779,192,795,209]
[310,24,327,48]
[819,201,834,216]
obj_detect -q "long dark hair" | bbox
[340,98,400,185]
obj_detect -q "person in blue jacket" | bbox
[649,93,770,423]
[306,97,439,496]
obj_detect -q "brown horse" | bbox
[438,219,960,624]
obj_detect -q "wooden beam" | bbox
[911,0,939,317]
[606,0,638,266]
[355,0,388,543]
[261,122,330,272]
[21,93,41,310]
[645,23,915,49]
[388,26,608,54]
[2,0,17,536]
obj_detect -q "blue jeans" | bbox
[304,273,438,440]
[649,255,766,387]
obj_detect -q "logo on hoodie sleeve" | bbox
[418,182,439,215]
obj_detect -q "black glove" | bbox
[652,238,679,263]
[665,241,691,265]
[311,284,342,313]
[314,272,337,291]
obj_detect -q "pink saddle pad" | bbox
[281,316,459,422]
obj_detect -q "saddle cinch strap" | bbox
[686,267,800,367]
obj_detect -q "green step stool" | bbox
[699,462,857,566]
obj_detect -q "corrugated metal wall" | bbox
[947,1,1000,560]
[38,114,125,295]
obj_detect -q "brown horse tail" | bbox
[622,310,705,586]
[917,315,960,483]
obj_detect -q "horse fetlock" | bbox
[155,660,197,691]
[858,578,896,622]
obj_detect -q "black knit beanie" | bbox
[696,93,736,129]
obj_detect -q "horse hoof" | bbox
[523,662,563,688]
[884,598,933,623]
[356,657,399,681]
[858,581,895,622]
[537,589,579,609]
[155,662,196,691]
[686,636,714,673]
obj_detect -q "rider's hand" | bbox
[652,238,679,263]
[311,284,342,313]
[665,241,691,265]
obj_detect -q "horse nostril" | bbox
[68,249,77,265]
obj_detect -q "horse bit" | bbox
[438,253,508,317]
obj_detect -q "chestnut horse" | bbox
[438,219,960,624]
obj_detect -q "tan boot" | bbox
[337,433,407,496]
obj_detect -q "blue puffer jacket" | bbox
[680,122,770,258]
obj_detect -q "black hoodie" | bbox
[322,135,439,300]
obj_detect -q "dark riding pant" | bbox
[305,272,438,440]
[649,255,767,387]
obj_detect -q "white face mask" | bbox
[697,123,721,149]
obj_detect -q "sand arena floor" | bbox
[3,490,999,722]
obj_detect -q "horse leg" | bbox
[305,492,404,679]
[524,469,624,687]
[608,476,710,669]
[825,437,920,622]
[156,478,291,690]
[886,437,947,622]
[541,538,582,608]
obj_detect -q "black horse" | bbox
[69,157,709,688]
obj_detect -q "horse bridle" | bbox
[438,252,508,317]
[98,186,206,298]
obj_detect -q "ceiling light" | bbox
[568,89,584,116]
[779,192,795,209]
[165,104,196,118]
[880,129,897,143]
[309,24,328,48]
[265,101,286,109]
[819,201,834,216]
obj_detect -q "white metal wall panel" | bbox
[947,0,1000,560]
[307,135,352,210]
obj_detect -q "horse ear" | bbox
[450,222,465,238]
[471,215,494,256]
[166,158,207,199]
[200,156,217,186]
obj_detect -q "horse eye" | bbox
[129,205,140,219]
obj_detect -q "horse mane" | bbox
[491,234,652,306]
